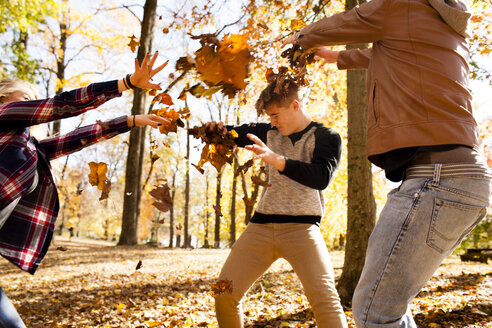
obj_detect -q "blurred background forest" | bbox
[0,0,490,252]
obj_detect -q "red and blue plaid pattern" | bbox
[0,81,130,274]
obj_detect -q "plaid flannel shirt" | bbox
[0,80,130,274]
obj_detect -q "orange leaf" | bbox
[194,33,251,97]
[128,34,140,52]
[88,162,108,191]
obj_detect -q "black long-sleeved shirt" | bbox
[229,121,341,225]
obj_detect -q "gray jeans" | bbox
[352,165,491,328]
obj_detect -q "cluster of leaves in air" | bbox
[175,32,252,98]
[188,124,238,173]
[255,19,317,115]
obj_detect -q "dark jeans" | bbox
[0,287,25,328]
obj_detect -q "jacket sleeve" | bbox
[337,48,372,70]
[0,81,121,129]
[226,123,273,147]
[298,0,389,49]
[38,116,130,160]
[280,127,342,190]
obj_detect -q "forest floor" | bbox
[1,236,490,328]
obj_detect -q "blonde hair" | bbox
[0,79,39,103]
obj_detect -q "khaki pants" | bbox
[215,223,348,328]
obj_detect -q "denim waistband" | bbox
[405,163,492,181]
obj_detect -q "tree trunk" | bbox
[203,173,210,248]
[183,119,191,248]
[214,171,222,248]
[337,0,377,306]
[118,0,157,245]
[52,0,69,136]
[169,171,177,248]
[239,167,260,224]
[229,157,238,246]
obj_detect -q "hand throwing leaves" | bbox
[245,134,285,172]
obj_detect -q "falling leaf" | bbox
[163,27,169,34]
[257,22,269,30]
[175,56,195,72]
[176,223,182,230]
[152,92,174,106]
[290,19,306,30]
[213,204,223,217]
[210,279,233,297]
[149,182,172,213]
[88,162,108,190]
[151,154,160,164]
[136,260,143,271]
[99,180,111,201]
[188,84,223,98]
[192,163,205,174]
[243,196,256,207]
[193,33,251,97]
[128,34,140,52]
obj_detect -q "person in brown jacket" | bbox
[284,0,491,327]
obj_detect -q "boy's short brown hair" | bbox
[255,79,299,116]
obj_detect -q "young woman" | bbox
[0,52,169,327]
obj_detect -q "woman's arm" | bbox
[39,114,170,160]
[0,52,167,129]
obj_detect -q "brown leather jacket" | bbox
[297,0,480,161]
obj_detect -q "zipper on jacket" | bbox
[371,79,379,126]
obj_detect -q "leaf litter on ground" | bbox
[1,237,490,327]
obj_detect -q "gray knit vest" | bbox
[256,126,324,216]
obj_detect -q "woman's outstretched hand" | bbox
[127,114,171,128]
[129,52,168,90]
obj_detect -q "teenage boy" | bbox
[209,80,347,328]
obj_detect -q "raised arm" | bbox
[284,0,389,49]
[39,114,169,160]
[0,52,167,129]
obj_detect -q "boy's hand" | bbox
[245,134,286,172]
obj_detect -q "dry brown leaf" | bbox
[149,182,172,213]
[88,162,108,191]
[210,279,233,297]
[128,34,140,52]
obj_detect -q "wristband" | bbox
[122,77,129,89]
[125,74,136,89]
